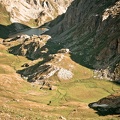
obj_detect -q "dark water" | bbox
[9,28,48,37]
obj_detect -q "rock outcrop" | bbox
[93,63,120,82]
[18,52,75,85]
[45,0,120,82]
[0,0,73,26]
[89,92,120,115]
[8,34,51,59]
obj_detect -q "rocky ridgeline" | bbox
[102,1,120,21]
[46,0,120,83]
[41,0,120,113]
[6,34,51,59]
[19,50,74,84]
[0,0,73,26]
[3,33,75,88]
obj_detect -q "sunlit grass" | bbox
[0,45,119,120]
[0,3,11,25]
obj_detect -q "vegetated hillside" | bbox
[45,0,120,82]
[0,0,120,119]
[0,43,120,119]
[42,0,120,115]
[0,0,73,27]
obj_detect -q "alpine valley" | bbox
[0,0,120,119]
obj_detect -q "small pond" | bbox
[9,28,48,37]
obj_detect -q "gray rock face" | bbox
[46,0,120,81]
[8,34,51,59]
[0,0,73,26]
[93,63,120,82]
[89,93,120,115]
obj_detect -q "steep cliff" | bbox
[45,0,120,81]
[43,0,120,115]
[6,0,120,82]
[0,0,72,26]
[0,0,72,38]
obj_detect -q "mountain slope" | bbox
[6,0,120,82]
[0,44,120,119]
[42,0,120,115]
[0,3,11,25]
[0,0,72,38]
[0,0,120,119]
[44,0,120,81]
[0,0,73,26]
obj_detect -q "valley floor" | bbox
[0,44,120,120]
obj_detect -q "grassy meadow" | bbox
[0,44,119,120]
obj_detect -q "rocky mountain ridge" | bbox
[0,0,120,118]
[4,0,120,83]
[3,35,92,88]
[0,0,73,26]
[44,0,120,82]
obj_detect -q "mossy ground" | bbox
[0,44,119,120]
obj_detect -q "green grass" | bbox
[0,75,119,119]
[0,45,120,120]
[0,48,30,72]
[52,78,120,104]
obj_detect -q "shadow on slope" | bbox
[0,23,30,39]
[40,13,65,29]
[40,0,120,70]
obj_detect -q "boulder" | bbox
[89,93,120,115]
